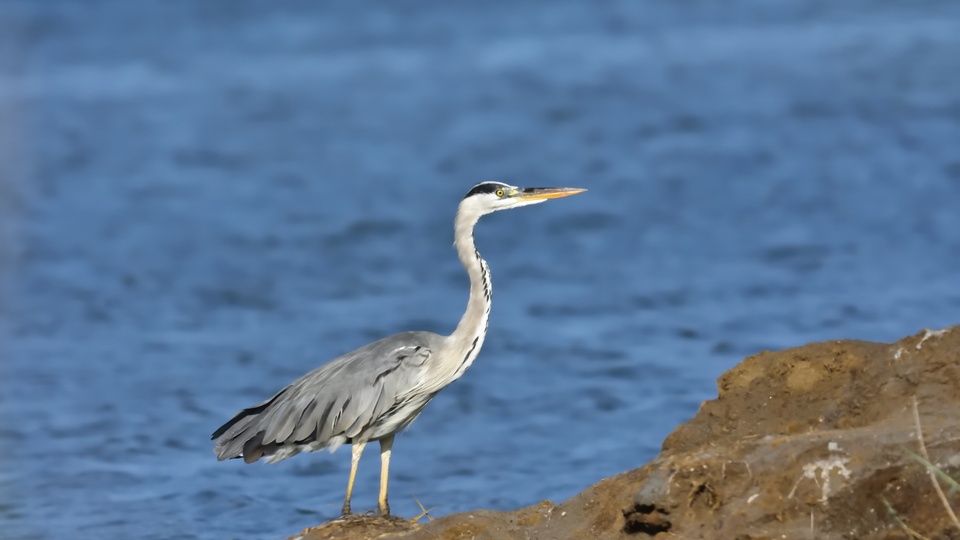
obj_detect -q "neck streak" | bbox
[448,207,492,380]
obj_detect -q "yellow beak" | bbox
[515,187,587,201]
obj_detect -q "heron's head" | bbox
[459,181,586,219]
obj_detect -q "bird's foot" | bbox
[341,503,352,517]
[377,502,390,517]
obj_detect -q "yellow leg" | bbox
[342,441,366,516]
[378,435,394,516]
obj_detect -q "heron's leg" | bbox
[377,434,395,516]
[342,441,366,516]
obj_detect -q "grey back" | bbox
[212,331,444,463]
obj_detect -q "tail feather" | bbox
[212,386,289,440]
[213,420,258,461]
[241,431,267,464]
[212,385,292,461]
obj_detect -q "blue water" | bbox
[2,2,959,539]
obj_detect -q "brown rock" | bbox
[290,515,418,540]
[293,326,960,540]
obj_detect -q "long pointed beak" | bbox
[516,187,587,201]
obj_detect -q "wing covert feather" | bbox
[244,332,438,453]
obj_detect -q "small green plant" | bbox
[905,450,960,495]
[910,396,960,530]
[882,397,960,538]
[882,495,930,540]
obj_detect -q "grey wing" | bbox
[211,331,438,463]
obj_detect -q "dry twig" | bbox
[410,494,436,523]
[911,395,960,530]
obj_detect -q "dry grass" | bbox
[882,396,960,538]
[910,395,960,530]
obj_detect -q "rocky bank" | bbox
[293,326,960,539]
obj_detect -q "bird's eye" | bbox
[495,189,504,197]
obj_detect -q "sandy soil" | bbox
[294,326,960,539]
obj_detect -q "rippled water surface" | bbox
[2,2,960,539]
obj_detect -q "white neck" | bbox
[446,203,492,380]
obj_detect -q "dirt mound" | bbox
[290,515,418,539]
[294,326,960,539]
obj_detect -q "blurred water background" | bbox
[1,1,959,539]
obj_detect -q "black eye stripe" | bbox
[464,182,510,199]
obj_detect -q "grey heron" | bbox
[211,181,585,516]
